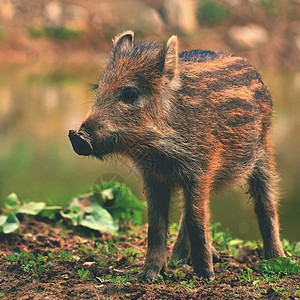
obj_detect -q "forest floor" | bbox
[0,218,299,299]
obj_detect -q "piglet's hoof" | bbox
[137,269,158,283]
[137,266,166,283]
[195,268,215,280]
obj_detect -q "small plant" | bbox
[78,247,91,256]
[95,240,118,255]
[61,181,145,234]
[119,247,140,257]
[0,193,61,234]
[58,250,74,262]
[180,279,197,288]
[93,181,146,225]
[106,240,117,254]
[186,280,197,289]
[168,258,183,268]
[127,256,135,265]
[97,257,109,266]
[211,222,243,255]
[77,268,90,281]
[174,268,187,281]
[211,222,232,246]
[240,265,260,285]
[157,274,165,284]
[1,182,143,235]
[5,251,50,281]
[60,195,119,235]
[111,273,133,285]
[258,257,300,281]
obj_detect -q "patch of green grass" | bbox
[211,222,232,246]
[5,251,50,281]
[157,274,165,284]
[97,257,109,266]
[240,265,261,286]
[240,265,255,281]
[119,247,140,257]
[180,280,197,288]
[110,273,133,285]
[58,250,74,262]
[258,257,300,281]
[168,258,183,268]
[48,249,75,262]
[211,222,243,255]
[78,247,93,256]
[174,268,187,281]
[77,268,90,281]
[95,240,118,255]
[127,256,135,265]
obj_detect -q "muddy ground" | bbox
[0,219,299,300]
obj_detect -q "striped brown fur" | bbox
[68,31,285,281]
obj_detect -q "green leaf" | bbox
[1,213,20,234]
[5,193,20,210]
[97,182,146,225]
[80,206,118,235]
[18,202,46,215]
[0,215,7,226]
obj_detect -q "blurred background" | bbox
[0,0,299,241]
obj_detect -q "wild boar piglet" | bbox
[69,31,285,281]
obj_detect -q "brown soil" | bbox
[0,219,299,300]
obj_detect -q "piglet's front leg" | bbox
[137,179,171,282]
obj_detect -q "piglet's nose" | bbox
[68,129,93,156]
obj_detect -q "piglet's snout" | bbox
[68,129,93,156]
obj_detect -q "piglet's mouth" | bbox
[68,130,93,156]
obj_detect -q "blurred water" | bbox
[0,64,299,241]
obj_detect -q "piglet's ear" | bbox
[163,35,178,80]
[112,30,134,54]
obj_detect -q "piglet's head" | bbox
[68,30,180,160]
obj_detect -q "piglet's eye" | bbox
[120,86,139,105]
